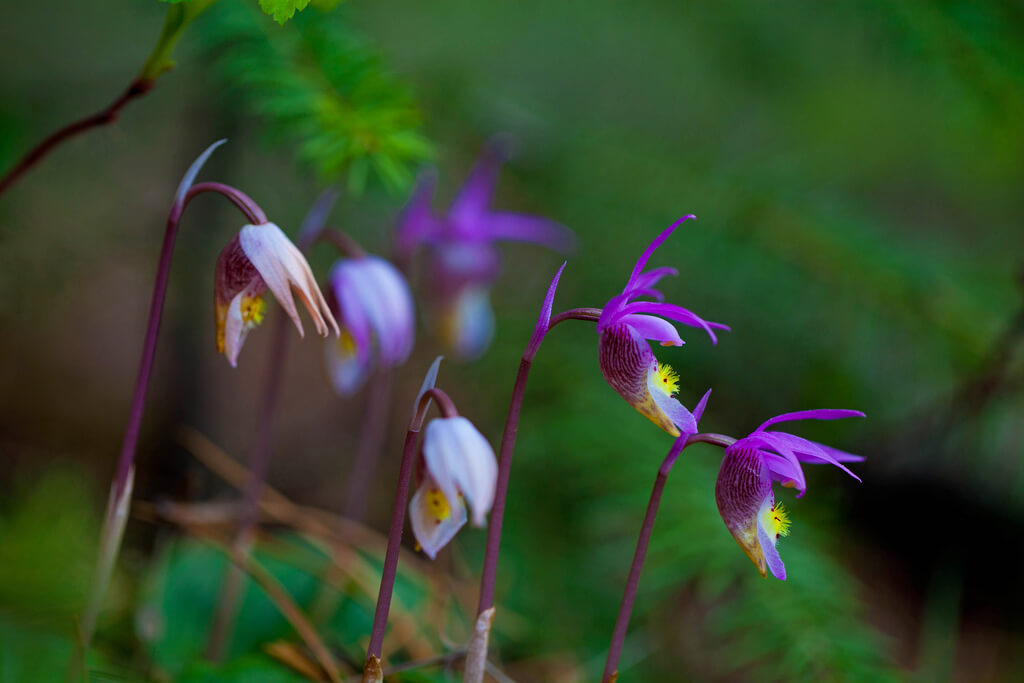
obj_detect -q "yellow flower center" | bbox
[241,295,265,327]
[761,502,791,540]
[654,361,679,397]
[337,328,358,354]
[426,488,451,522]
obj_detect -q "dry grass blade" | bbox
[188,527,346,683]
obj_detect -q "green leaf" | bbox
[259,0,311,24]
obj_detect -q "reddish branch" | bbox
[0,79,153,197]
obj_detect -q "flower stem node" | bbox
[409,416,498,559]
[214,222,339,367]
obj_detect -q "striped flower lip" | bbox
[714,409,865,580]
[214,222,338,367]
[395,139,575,359]
[596,216,729,436]
[409,416,498,559]
[324,255,415,395]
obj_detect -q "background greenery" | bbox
[1,0,1022,680]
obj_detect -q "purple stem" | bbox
[365,387,457,665]
[476,308,601,615]
[343,368,394,521]
[601,431,733,682]
[365,427,419,662]
[112,181,264,499]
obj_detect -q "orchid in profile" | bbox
[715,409,865,580]
[410,415,498,559]
[596,215,729,436]
[396,139,575,359]
[214,222,339,366]
[324,254,415,394]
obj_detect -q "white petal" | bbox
[409,478,467,559]
[223,292,249,367]
[423,417,497,527]
[323,334,371,395]
[239,222,338,339]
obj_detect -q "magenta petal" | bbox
[623,215,695,292]
[757,524,787,581]
[756,409,866,433]
[621,314,684,346]
[692,388,712,424]
[762,432,862,483]
[596,292,633,332]
[761,452,807,493]
[483,212,576,253]
[395,170,441,258]
[622,287,666,303]
[742,435,808,494]
[808,443,865,463]
[629,266,678,293]
[622,302,727,345]
[647,368,697,434]
[525,262,566,361]
[448,140,507,227]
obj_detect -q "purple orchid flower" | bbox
[715,409,866,580]
[324,255,415,395]
[596,215,729,436]
[396,139,575,359]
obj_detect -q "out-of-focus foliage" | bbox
[196,0,432,194]
[2,0,1024,680]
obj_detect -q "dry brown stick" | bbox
[189,528,345,683]
[175,426,439,659]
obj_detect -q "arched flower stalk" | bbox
[466,216,726,682]
[362,357,498,683]
[76,140,291,667]
[600,410,865,682]
[206,192,343,660]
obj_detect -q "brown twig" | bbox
[0,80,153,197]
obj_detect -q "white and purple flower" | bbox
[214,222,338,367]
[324,255,415,395]
[396,140,575,359]
[715,409,865,580]
[596,216,728,436]
[409,416,498,559]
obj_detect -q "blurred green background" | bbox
[1,0,1023,681]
